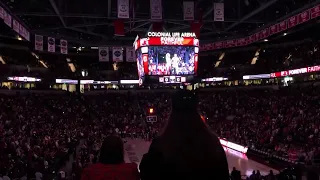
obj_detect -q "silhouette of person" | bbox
[139,90,230,180]
[81,136,139,180]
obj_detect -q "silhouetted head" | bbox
[99,136,124,164]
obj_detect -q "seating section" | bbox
[0,87,320,179]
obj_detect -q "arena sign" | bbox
[147,32,197,38]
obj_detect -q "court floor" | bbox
[124,139,279,178]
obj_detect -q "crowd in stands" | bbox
[199,87,320,165]
[0,86,320,179]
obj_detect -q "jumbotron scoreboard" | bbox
[133,32,199,85]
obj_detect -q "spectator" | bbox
[80,136,139,180]
[231,167,241,180]
[139,91,229,180]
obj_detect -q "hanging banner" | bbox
[4,11,12,27]
[24,29,30,41]
[117,0,129,18]
[298,11,310,24]
[19,26,30,41]
[214,3,224,21]
[126,47,135,62]
[48,37,56,52]
[99,47,109,62]
[19,24,24,38]
[35,35,43,51]
[113,47,123,62]
[150,0,162,20]
[288,15,298,28]
[0,6,4,19]
[12,19,20,33]
[60,40,68,54]
[311,5,320,19]
[183,1,194,21]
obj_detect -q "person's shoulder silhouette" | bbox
[140,90,230,180]
[81,136,139,180]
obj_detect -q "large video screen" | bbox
[148,46,197,76]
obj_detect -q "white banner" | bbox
[99,47,109,62]
[126,47,135,62]
[12,19,20,33]
[214,3,224,21]
[0,6,4,19]
[150,0,162,20]
[35,35,43,51]
[60,40,68,54]
[48,37,55,52]
[117,0,129,18]
[183,1,194,21]
[113,47,123,62]
[4,11,12,27]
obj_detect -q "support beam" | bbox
[226,0,279,31]
[49,0,67,27]
[200,31,236,37]
[15,12,265,24]
[67,27,109,40]
[167,26,189,32]
[203,6,214,19]
[145,24,152,36]
[107,0,112,18]
[126,22,150,33]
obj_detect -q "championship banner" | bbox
[311,5,320,19]
[19,26,30,41]
[35,35,43,51]
[278,20,287,32]
[298,11,310,24]
[150,0,162,20]
[24,29,30,41]
[12,19,20,33]
[269,24,279,35]
[0,6,4,19]
[60,40,68,54]
[48,37,56,52]
[99,47,109,62]
[112,47,123,62]
[117,0,129,18]
[288,15,298,28]
[4,11,12,27]
[183,1,194,21]
[214,3,224,21]
[126,47,135,62]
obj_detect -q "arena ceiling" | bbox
[1,0,319,47]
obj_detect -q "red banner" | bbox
[214,41,224,49]
[225,40,235,48]
[298,11,310,24]
[310,5,320,19]
[250,34,256,43]
[270,65,320,78]
[288,15,298,28]
[236,38,246,46]
[278,20,287,32]
[269,24,278,35]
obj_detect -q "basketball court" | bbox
[124,139,279,178]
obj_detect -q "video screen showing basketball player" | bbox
[148,46,196,75]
